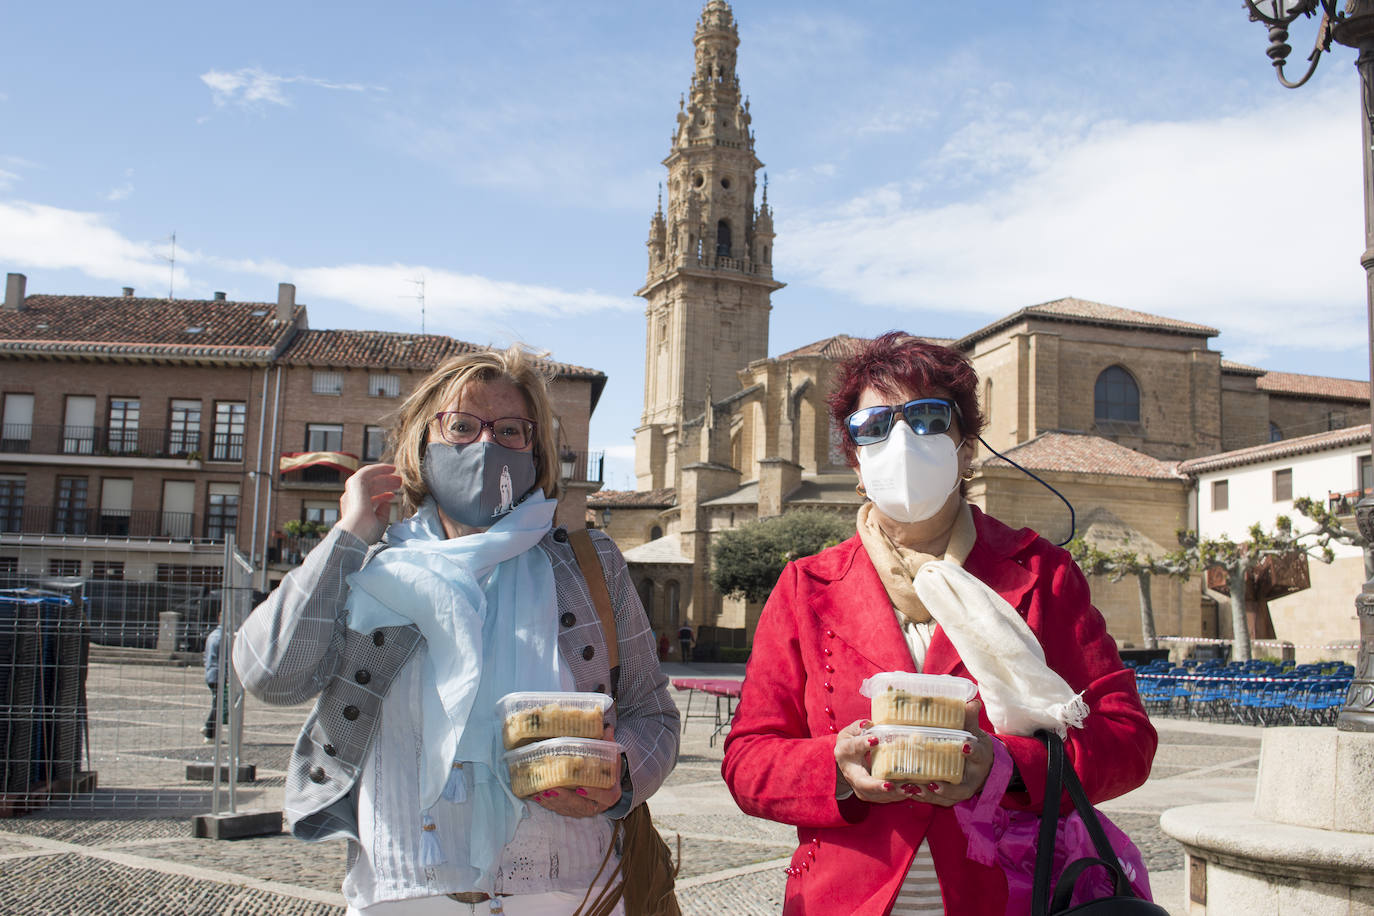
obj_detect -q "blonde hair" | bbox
[388,344,561,514]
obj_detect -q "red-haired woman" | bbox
[721,333,1156,915]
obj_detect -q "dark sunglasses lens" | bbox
[902,400,952,436]
[847,406,894,445]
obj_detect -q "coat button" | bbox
[309,766,327,784]
[561,612,576,627]
[825,629,835,638]
[373,631,385,647]
[822,648,833,656]
[323,744,337,756]
[823,664,834,673]
[355,670,371,685]
[553,527,569,542]
[343,705,360,721]
[582,645,595,661]
[824,683,834,692]
[824,706,833,717]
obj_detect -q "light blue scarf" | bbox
[344,493,560,890]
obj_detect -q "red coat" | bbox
[721,506,1156,916]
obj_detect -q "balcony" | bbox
[560,449,604,486]
[0,424,237,464]
[0,505,213,541]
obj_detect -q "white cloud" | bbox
[782,86,1365,360]
[200,67,378,108]
[0,200,184,288]
[105,183,133,202]
[0,170,17,191]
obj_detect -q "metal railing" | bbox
[561,449,605,484]
[0,424,209,460]
[0,505,205,540]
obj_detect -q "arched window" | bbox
[1094,366,1140,424]
[716,220,732,257]
[638,579,654,620]
[983,378,993,426]
[1269,422,1283,443]
[649,525,663,540]
[666,580,681,627]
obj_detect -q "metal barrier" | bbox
[0,531,284,823]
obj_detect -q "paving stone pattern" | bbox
[0,663,1264,915]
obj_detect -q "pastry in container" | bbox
[860,672,977,729]
[864,725,972,784]
[503,736,622,798]
[497,691,613,749]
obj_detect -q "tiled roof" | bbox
[1255,370,1369,402]
[0,293,300,361]
[281,329,605,381]
[957,297,1218,348]
[1178,424,1371,475]
[1220,359,1266,376]
[975,432,1183,481]
[776,333,956,361]
[587,488,677,509]
[621,533,692,565]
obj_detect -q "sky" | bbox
[1,1,1369,489]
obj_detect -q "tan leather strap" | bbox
[569,528,619,674]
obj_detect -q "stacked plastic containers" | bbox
[859,673,978,784]
[497,691,620,798]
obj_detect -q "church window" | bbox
[721,176,731,189]
[1212,479,1229,511]
[1273,468,1292,502]
[983,378,993,426]
[1093,366,1140,424]
[1269,422,1282,442]
[693,173,704,188]
[717,220,732,256]
[650,525,662,540]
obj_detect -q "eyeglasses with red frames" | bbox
[432,411,537,450]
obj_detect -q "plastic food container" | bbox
[497,691,613,749]
[859,672,977,729]
[863,725,972,783]
[503,737,622,798]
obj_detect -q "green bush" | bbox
[718,647,752,664]
[710,509,854,604]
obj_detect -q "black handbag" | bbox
[1030,729,1168,916]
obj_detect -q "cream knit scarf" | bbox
[855,500,975,625]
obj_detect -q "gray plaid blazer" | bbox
[232,525,680,843]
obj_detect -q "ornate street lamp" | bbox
[1245,0,1374,731]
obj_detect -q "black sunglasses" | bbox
[844,398,959,446]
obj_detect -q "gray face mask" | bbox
[421,441,538,529]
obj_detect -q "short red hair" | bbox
[827,332,985,468]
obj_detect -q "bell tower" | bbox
[635,0,783,491]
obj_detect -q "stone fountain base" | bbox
[1160,727,1374,913]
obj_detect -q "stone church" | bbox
[590,0,1371,656]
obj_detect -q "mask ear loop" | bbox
[974,435,1076,547]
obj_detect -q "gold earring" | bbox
[960,469,975,481]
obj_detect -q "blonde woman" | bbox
[235,345,679,915]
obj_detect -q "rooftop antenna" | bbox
[403,277,426,334]
[161,231,177,299]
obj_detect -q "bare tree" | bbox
[1068,539,1190,650]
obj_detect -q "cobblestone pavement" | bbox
[0,661,1261,915]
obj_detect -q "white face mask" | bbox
[856,422,961,523]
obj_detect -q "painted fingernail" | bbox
[545,790,560,797]
[901,784,916,794]
[882,782,893,791]
[910,785,922,795]
[866,736,879,747]
[575,788,588,796]
[962,743,972,755]
[860,720,872,728]
[927,783,940,793]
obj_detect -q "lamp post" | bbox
[559,448,577,483]
[1245,0,1374,731]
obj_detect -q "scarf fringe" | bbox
[420,812,445,866]
[442,761,467,803]
[1045,693,1090,737]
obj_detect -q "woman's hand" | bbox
[834,719,911,805]
[531,725,623,819]
[338,463,402,544]
[834,700,997,807]
[912,698,996,808]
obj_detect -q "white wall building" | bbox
[1180,425,1370,662]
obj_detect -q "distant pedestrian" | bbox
[202,625,223,741]
[678,623,694,663]
[658,631,670,662]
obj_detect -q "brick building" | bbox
[0,273,606,614]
